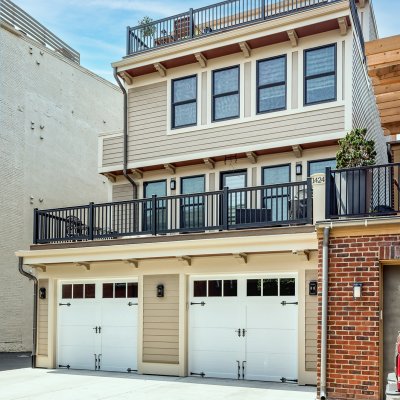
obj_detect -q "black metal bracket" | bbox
[241,361,246,379]
[236,361,241,379]
[190,302,206,306]
[280,301,298,306]
[128,302,138,306]
[58,364,70,369]
[58,303,71,307]
[280,377,298,383]
[190,372,205,377]
[127,368,138,373]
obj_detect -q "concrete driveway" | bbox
[0,367,316,400]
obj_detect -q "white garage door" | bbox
[189,274,298,382]
[58,280,138,372]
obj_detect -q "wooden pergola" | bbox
[366,35,400,136]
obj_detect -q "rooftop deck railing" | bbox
[33,180,312,244]
[325,163,400,219]
[126,0,345,56]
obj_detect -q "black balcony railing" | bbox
[33,180,312,244]
[325,163,400,219]
[126,0,342,56]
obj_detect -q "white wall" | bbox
[0,24,122,351]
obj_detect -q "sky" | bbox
[14,0,400,82]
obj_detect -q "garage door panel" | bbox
[59,325,96,347]
[190,302,242,328]
[246,303,297,330]
[191,327,241,352]
[58,345,96,370]
[246,329,297,354]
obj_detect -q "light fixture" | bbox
[353,282,363,299]
[296,163,303,176]
[170,179,176,191]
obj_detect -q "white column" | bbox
[311,173,326,224]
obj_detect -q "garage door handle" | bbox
[190,302,206,306]
[235,329,241,337]
[281,301,298,306]
[59,303,71,307]
[128,302,138,306]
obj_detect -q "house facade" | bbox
[15,0,400,399]
[0,0,122,351]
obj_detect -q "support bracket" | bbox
[292,144,303,158]
[177,256,191,266]
[232,253,248,265]
[103,173,117,183]
[154,62,167,77]
[130,168,143,179]
[338,17,349,36]
[195,52,207,68]
[292,250,310,261]
[239,41,251,58]
[120,71,133,85]
[31,263,46,272]
[123,258,139,268]
[75,262,91,270]
[246,151,257,164]
[203,157,215,169]
[287,29,298,47]
[164,163,176,174]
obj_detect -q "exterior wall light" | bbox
[353,282,363,299]
[296,163,302,176]
[170,179,176,191]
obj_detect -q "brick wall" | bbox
[318,233,400,400]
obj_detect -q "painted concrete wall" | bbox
[0,24,122,351]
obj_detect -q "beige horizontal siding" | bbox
[37,279,48,356]
[305,270,317,372]
[142,274,179,364]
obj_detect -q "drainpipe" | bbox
[320,227,330,400]
[18,257,38,368]
[113,67,137,196]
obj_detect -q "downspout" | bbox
[113,67,137,195]
[320,227,330,400]
[18,257,38,368]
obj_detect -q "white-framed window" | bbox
[171,75,197,129]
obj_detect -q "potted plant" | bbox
[335,128,377,215]
[137,16,156,48]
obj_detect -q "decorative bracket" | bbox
[103,173,117,183]
[287,29,298,47]
[246,151,257,164]
[203,158,215,169]
[130,168,143,179]
[239,41,251,58]
[292,144,303,158]
[164,163,176,174]
[292,250,310,261]
[177,256,191,266]
[195,52,207,68]
[232,253,248,265]
[358,0,365,8]
[338,17,349,36]
[32,263,46,272]
[75,262,91,270]
[120,71,133,85]
[154,62,167,77]
[123,259,139,268]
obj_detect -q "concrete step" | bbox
[386,382,400,400]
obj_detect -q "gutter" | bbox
[113,67,137,196]
[320,227,330,400]
[18,257,38,368]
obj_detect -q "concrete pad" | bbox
[0,368,316,400]
[0,353,31,371]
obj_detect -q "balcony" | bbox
[33,181,312,244]
[126,0,350,57]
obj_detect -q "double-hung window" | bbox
[257,55,287,113]
[171,75,197,129]
[212,66,240,121]
[304,44,336,105]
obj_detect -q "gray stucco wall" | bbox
[0,24,122,351]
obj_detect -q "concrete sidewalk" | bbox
[0,368,317,400]
[0,353,31,371]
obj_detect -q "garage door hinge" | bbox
[58,364,70,369]
[190,372,205,377]
[190,301,206,306]
[58,302,71,307]
[280,377,298,383]
[127,368,138,373]
[280,301,298,306]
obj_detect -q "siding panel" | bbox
[305,270,317,372]
[37,279,48,356]
[142,274,179,364]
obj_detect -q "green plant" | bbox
[336,128,377,168]
[138,16,156,37]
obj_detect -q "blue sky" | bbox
[15,0,400,82]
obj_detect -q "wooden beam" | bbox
[366,35,400,56]
[164,163,175,174]
[381,114,400,125]
[130,168,143,179]
[373,81,400,96]
[246,151,257,164]
[379,107,400,118]
[203,157,215,169]
[120,71,133,85]
[368,49,400,69]
[337,17,348,36]
[194,52,207,68]
[287,29,298,47]
[177,256,191,266]
[375,91,400,105]
[232,253,248,265]
[239,41,251,58]
[123,259,139,268]
[383,123,400,135]
[154,62,166,77]
[377,99,400,111]
[371,73,400,87]
[292,144,303,158]
[368,61,400,77]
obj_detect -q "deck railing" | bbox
[33,180,312,244]
[126,0,343,56]
[325,163,400,219]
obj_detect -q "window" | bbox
[308,158,336,176]
[181,175,205,229]
[62,283,96,299]
[212,66,240,121]
[143,180,167,232]
[280,278,295,296]
[193,279,238,297]
[304,44,336,105]
[221,170,247,225]
[257,55,286,113]
[172,75,197,128]
[102,282,138,298]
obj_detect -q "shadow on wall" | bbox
[0,352,31,371]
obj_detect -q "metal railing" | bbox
[127,0,341,55]
[34,180,312,244]
[325,163,400,219]
[0,0,80,63]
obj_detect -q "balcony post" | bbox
[88,202,94,241]
[151,194,157,236]
[261,0,266,19]
[189,8,194,38]
[126,26,131,55]
[325,167,332,220]
[306,177,313,224]
[222,186,229,230]
[33,208,38,244]
[311,172,327,224]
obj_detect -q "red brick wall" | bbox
[317,233,400,400]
